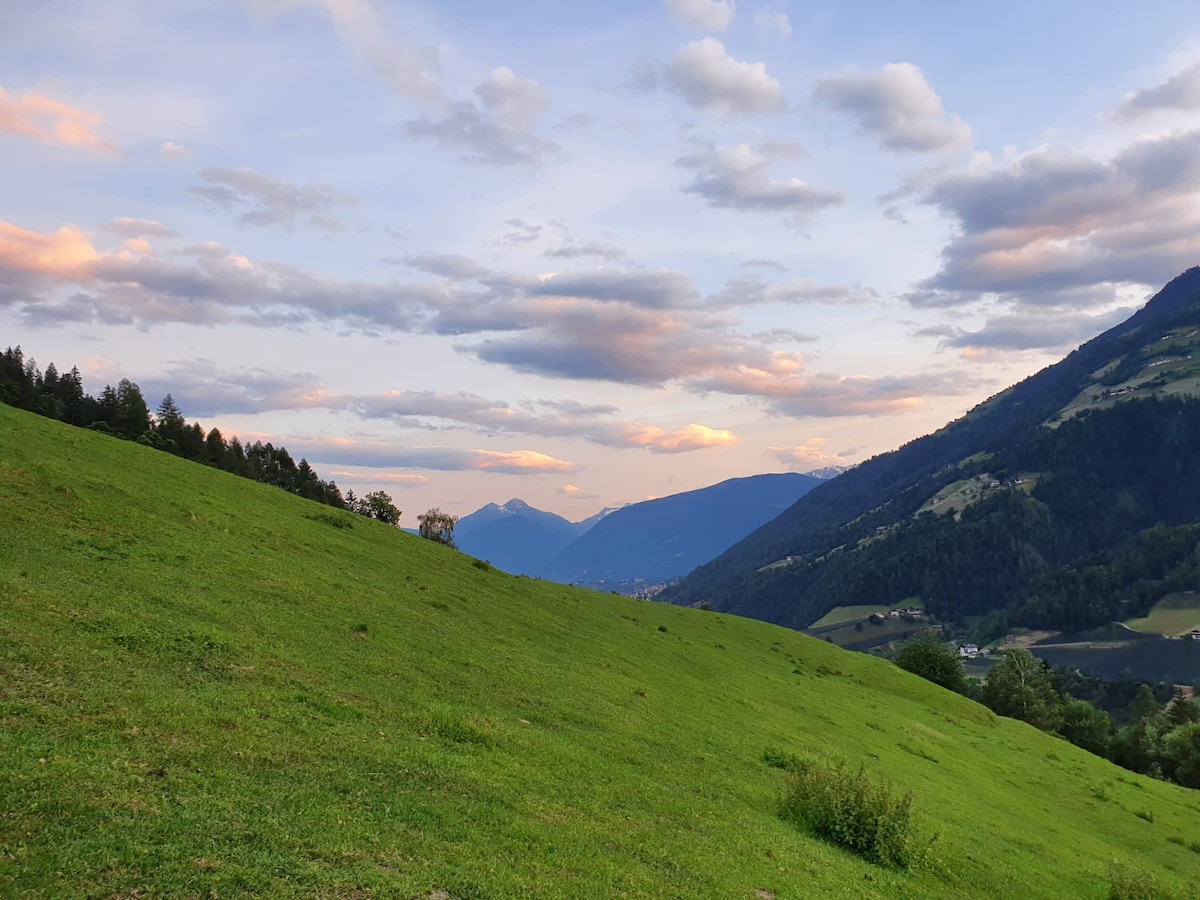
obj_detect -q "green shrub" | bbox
[1107,862,1171,900]
[779,759,923,868]
[762,747,808,772]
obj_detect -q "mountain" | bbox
[454,498,590,574]
[540,472,822,587]
[806,465,852,481]
[664,268,1200,635]
[4,403,1196,898]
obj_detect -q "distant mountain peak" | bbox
[499,498,530,514]
[805,466,851,481]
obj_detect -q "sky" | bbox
[4,0,1200,523]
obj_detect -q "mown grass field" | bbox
[3,404,1200,898]
[1126,594,1200,636]
[807,605,889,629]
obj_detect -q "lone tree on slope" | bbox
[418,508,458,547]
[894,630,967,694]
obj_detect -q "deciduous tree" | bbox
[418,507,458,546]
[981,649,1063,731]
[894,631,967,694]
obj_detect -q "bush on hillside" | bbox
[894,631,966,694]
[779,759,923,868]
[1107,862,1174,900]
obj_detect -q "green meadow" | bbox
[807,605,890,629]
[1126,594,1200,636]
[2,403,1199,898]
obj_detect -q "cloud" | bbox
[0,87,116,151]
[664,0,736,30]
[677,143,844,220]
[753,11,791,37]
[1,222,437,331]
[159,140,192,160]
[741,258,789,272]
[497,219,542,245]
[903,129,1200,307]
[918,306,1136,352]
[285,437,575,474]
[559,483,599,500]
[517,269,698,309]
[1110,61,1200,122]
[750,327,819,343]
[1,219,973,419]
[103,218,179,239]
[711,274,877,307]
[665,39,784,115]
[0,222,100,279]
[475,66,548,129]
[352,389,738,453]
[813,63,970,153]
[542,241,626,262]
[327,471,431,487]
[768,438,853,470]
[398,253,490,281]
[698,366,980,417]
[621,422,737,452]
[405,68,561,168]
[190,167,357,232]
[138,360,351,417]
[757,136,807,159]
[253,0,442,102]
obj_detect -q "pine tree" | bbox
[113,379,151,440]
[155,394,187,446]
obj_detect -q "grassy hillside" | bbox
[2,404,1199,899]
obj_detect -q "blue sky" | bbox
[4,0,1200,520]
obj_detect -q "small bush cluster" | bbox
[1107,863,1172,900]
[761,747,806,772]
[779,759,921,868]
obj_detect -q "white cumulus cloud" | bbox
[665,39,784,115]
[664,0,736,31]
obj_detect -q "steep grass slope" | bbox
[2,404,1199,899]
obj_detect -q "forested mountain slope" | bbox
[665,268,1200,634]
[8,404,1198,897]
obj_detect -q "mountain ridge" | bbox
[664,267,1200,632]
[541,471,822,587]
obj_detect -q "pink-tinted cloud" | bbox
[768,438,853,470]
[353,388,740,453]
[0,219,973,419]
[474,449,574,474]
[621,422,738,452]
[0,222,99,278]
[283,436,575,475]
[0,87,116,151]
[327,470,431,488]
